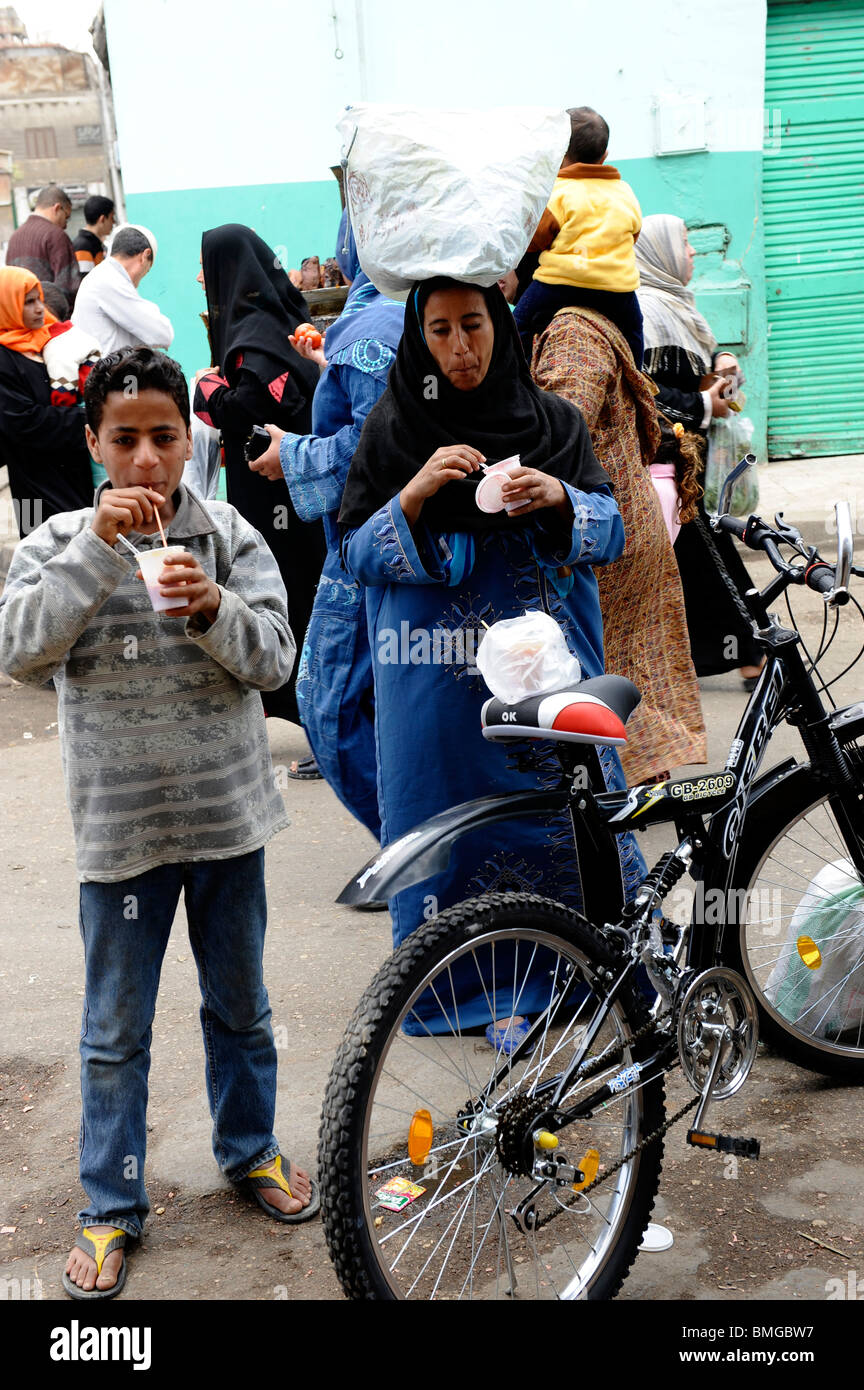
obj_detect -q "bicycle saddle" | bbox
[481,675,641,746]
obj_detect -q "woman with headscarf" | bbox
[339,275,645,1027]
[635,213,763,685]
[251,214,404,833]
[0,267,93,536]
[531,301,707,784]
[193,224,326,722]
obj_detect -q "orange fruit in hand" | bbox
[294,322,323,350]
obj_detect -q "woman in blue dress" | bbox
[339,277,643,1029]
[254,220,404,835]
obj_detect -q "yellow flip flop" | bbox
[62,1226,127,1300]
[245,1155,320,1224]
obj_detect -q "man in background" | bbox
[6,184,80,305]
[72,196,116,276]
[72,224,173,353]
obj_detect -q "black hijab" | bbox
[338,276,610,533]
[201,224,319,399]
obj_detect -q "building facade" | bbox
[0,7,115,248]
[101,0,864,461]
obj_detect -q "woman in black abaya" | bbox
[193,224,326,725]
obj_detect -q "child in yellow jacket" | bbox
[514,107,643,366]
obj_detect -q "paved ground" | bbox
[2,467,864,1303]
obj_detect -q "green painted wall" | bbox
[126,180,344,382]
[617,150,767,461]
[128,151,767,459]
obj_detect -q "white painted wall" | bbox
[104,0,767,195]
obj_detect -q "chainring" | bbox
[677,966,759,1100]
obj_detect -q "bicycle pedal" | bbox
[687,1129,761,1159]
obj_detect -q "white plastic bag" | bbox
[337,105,570,300]
[764,859,864,1040]
[476,612,581,704]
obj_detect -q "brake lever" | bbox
[772,511,806,553]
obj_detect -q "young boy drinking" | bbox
[514,106,644,366]
[0,347,317,1300]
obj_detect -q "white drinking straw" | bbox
[116,533,141,558]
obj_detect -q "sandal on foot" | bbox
[245,1154,320,1224]
[484,1017,534,1056]
[61,1226,127,1301]
[287,755,323,781]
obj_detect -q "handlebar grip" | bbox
[715,515,747,541]
[805,561,836,596]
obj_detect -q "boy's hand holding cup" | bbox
[138,550,222,623]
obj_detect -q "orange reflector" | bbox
[797,935,822,971]
[689,1131,718,1148]
[408,1109,434,1166]
[572,1148,600,1191]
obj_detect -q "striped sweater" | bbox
[0,483,295,882]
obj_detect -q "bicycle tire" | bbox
[319,892,665,1300]
[724,766,864,1079]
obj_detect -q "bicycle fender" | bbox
[336,789,570,905]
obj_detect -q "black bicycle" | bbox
[319,459,864,1300]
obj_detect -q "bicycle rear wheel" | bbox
[319,893,665,1300]
[727,769,864,1078]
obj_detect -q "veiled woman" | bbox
[193,224,326,722]
[0,267,92,534]
[340,276,644,1028]
[635,214,762,685]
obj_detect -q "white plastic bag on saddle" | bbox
[764,858,864,1040]
[336,105,570,299]
[476,611,581,705]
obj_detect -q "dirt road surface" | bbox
[2,545,864,1304]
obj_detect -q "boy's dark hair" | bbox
[84,347,190,432]
[565,107,610,164]
[40,281,70,321]
[35,183,71,210]
[84,194,115,225]
[111,227,153,260]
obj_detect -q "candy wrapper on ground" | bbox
[476,611,581,704]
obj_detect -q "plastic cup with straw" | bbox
[128,504,187,612]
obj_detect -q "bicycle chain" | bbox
[525,1004,683,1232]
[531,1093,700,1232]
[693,511,758,630]
[573,1008,671,1082]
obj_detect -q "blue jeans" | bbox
[77,849,279,1238]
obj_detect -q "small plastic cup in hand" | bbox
[137,545,188,612]
[476,455,522,514]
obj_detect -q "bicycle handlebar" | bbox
[714,511,850,604]
[803,562,837,598]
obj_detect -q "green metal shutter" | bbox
[764,0,864,457]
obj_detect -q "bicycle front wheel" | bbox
[727,770,864,1078]
[319,893,665,1301]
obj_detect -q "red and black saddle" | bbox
[481,675,641,746]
